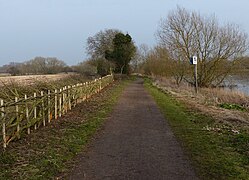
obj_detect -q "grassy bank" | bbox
[0,78,131,180]
[144,79,249,180]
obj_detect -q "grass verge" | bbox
[0,78,132,180]
[144,78,249,180]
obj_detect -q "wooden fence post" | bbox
[81,83,84,102]
[75,84,79,104]
[34,93,37,130]
[48,90,51,123]
[15,97,20,139]
[80,83,83,103]
[72,85,76,107]
[68,86,71,110]
[99,77,102,92]
[64,86,68,113]
[59,89,62,117]
[41,91,46,126]
[94,79,97,93]
[25,94,30,135]
[55,89,58,120]
[62,87,65,115]
[1,99,6,149]
[86,82,89,100]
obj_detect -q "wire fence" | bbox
[0,74,114,149]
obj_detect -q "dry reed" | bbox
[155,76,249,108]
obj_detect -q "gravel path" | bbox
[69,79,198,180]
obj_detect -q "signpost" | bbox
[190,56,198,94]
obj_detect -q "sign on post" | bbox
[190,56,197,65]
[193,56,197,65]
[190,56,198,93]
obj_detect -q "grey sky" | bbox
[0,0,248,66]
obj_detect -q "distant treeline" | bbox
[0,57,71,75]
[0,57,102,77]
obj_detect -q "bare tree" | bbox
[86,29,124,75]
[6,62,21,76]
[142,46,172,77]
[46,57,67,74]
[74,61,97,76]
[19,57,67,75]
[86,29,122,59]
[131,44,150,73]
[157,7,248,87]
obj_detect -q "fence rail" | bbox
[0,74,114,148]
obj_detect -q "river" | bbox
[225,76,249,95]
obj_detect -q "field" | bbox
[0,73,75,86]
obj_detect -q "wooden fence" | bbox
[0,74,114,149]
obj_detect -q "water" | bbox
[225,76,249,95]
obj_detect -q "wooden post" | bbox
[191,56,198,94]
[94,79,97,93]
[64,86,68,113]
[68,86,72,110]
[80,83,83,102]
[48,90,51,123]
[75,84,79,103]
[91,82,93,97]
[85,82,87,100]
[88,82,91,98]
[72,85,76,107]
[62,87,65,115]
[15,97,20,139]
[1,99,6,148]
[34,93,37,130]
[86,82,89,100]
[41,91,46,126]
[59,89,62,117]
[25,94,30,135]
[55,89,58,120]
[195,64,198,94]
[99,77,102,91]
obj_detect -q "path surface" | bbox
[69,79,198,180]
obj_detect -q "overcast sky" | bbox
[0,0,248,66]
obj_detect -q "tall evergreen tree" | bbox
[105,33,136,74]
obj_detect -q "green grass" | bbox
[144,79,249,180]
[219,103,246,111]
[0,78,132,180]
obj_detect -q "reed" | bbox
[155,77,249,109]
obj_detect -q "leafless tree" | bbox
[19,57,67,75]
[157,7,248,87]
[86,29,122,59]
[131,44,150,73]
[74,60,97,76]
[142,46,172,77]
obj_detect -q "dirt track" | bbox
[68,79,198,180]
